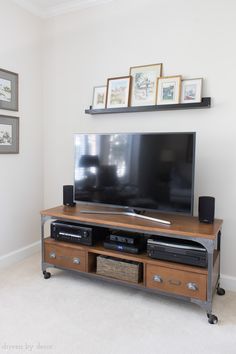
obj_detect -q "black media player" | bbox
[103,240,142,254]
[50,220,106,246]
[147,237,207,267]
[104,231,146,254]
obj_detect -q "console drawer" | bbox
[44,240,86,272]
[146,264,207,300]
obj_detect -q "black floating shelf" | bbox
[85,97,211,115]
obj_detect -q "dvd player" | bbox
[104,231,146,254]
[147,237,207,267]
[103,241,142,254]
[109,231,145,245]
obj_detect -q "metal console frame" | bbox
[41,214,222,320]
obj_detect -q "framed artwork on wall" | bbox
[181,78,203,103]
[0,115,19,154]
[106,76,131,109]
[0,68,18,111]
[129,63,162,106]
[92,85,107,109]
[157,76,181,105]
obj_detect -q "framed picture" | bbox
[129,63,162,106]
[0,115,19,154]
[157,76,182,105]
[0,68,18,111]
[106,76,131,108]
[181,78,203,103]
[92,85,107,109]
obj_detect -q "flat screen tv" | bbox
[74,132,195,216]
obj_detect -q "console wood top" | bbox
[41,204,223,240]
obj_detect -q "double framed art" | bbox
[0,68,19,154]
[92,77,131,109]
[156,76,203,104]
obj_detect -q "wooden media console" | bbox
[41,204,225,324]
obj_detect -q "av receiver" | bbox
[50,220,105,246]
[147,237,207,268]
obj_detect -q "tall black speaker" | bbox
[63,185,75,207]
[198,196,215,223]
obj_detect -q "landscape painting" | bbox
[0,123,12,145]
[0,78,11,103]
[92,85,107,109]
[133,71,156,103]
[0,69,18,111]
[130,63,162,106]
[162,82,176,101]
[157,76,181,105]
[183,83,197,101]
[0,115,19,154]
[110,81,126,105]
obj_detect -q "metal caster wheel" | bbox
[43,271,51,279]
[217,287,225,296]
[207,314,218,324]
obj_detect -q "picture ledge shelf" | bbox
[85,97,211,115]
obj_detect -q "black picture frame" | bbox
[0,68,18,111]
[0,115,19,154]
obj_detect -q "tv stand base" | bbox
[80,209,171,225]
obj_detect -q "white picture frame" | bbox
[181,78,203,104]
[92,85,107,109]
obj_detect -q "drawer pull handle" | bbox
[73,257,80,265]
[168,279,181,286]
[187,282,198,291]
[153,275,163,283]
[49,251,56,259]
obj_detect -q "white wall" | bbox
[0,0,43,261]
[43,0,236,287]
[1,0,235,288]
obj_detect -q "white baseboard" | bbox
[220,274,236,292]
[0,241,40,268]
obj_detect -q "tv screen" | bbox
[74,132,195,215]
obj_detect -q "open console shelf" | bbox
[41,204,224,324]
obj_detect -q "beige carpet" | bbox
[0,253,236,354]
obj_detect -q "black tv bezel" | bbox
[74,132,196,216]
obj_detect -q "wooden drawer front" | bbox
[44,242,86,272]
[146,264,207,300]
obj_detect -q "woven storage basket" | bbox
[96,255,142,283]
